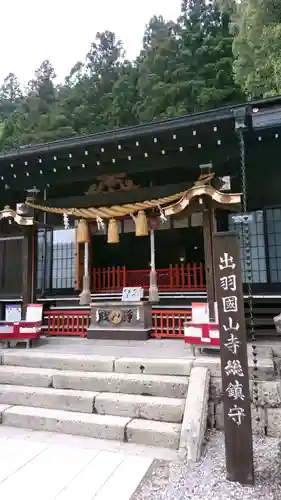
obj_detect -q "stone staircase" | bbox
[0,352,209,455]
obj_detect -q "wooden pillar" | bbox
[75,219,92,305]
[149,228,159,302]
[75,237,84,291]
[22,226,37,318]
[75,224,92,292]
[202,198,217,321]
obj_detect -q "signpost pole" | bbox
[213,231,254,486]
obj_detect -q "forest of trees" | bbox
[0,0,280,152]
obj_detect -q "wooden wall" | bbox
[0,237,23,298]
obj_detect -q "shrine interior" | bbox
[93,224,205,270]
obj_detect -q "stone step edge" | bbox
[0,384,185,403]
[0,365,190,382]
[0,385,185,421]
[0,353,274,378]
[179,366,210,462]
[0,405,181,450]
[0,353,193,376]
[0,366,189,398]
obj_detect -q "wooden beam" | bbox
[30,181,193,210]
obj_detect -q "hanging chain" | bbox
[238,128,260,423]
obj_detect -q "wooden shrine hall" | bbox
[1,95,281,339]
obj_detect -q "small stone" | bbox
[130,432,281,500]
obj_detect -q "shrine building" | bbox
[1,95,281,339]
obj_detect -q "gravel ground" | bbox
[132,431,281,500]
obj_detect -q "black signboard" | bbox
[213,231,254,486]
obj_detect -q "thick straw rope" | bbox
[26,191,185,219]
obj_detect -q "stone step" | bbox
[1,352,115,373]
[0,365,54,388]
[94,393,184,423]
[52,370,189,398]
[1,405,181,449]
[0,352,192,376]
[114,357,192,376]
[0,366,189,398]
[0,385,96,414]
[0,385,185,422]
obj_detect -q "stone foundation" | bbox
[206,353,281,437]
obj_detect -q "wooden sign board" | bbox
[122,287,144,302]
[213,231,254,486]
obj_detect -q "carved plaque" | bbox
[86,173,139,195]
[88,300,152,340]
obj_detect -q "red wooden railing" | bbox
[152,309,191,338]
[93,263,205,292]
[45,310,90,337]
[44,308,191,338]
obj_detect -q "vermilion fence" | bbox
[44,308,191,338]
[44,310,91,337]
[152,309,191,338]
[93,263,205,292]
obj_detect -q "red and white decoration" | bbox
[0,303,43,342]
[184,302,220,347]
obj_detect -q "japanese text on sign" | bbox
[214,232,254,485]
[218,251,246,426]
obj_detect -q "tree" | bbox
[176,0,243,111]
[135,16,182,122]
[0,73,22,105]
[135,3,242,123]
[218,0,281,98]
[28,59,57,105]
[59,31,126,134]
[0,73,23,119]
[109,61,139,127]
[86,30,124,74]
[0,14,243,151]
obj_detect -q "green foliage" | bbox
[0,3,242,152]
[218,0,281,99]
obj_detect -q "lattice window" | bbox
[266,208,281,283]
[37,230,53,291]
[52,229,75,289]
[228,211,267,283]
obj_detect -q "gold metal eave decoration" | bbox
[25,191,185,219]
[0,206,34,226]
[164,185,242,217]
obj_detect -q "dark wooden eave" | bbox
[1,94,281,161]
[1,94,281,204]
[0,105,234,161]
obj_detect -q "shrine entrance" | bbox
[93,225,204,269]
[92,224,205,293]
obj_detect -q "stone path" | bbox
[0,426,154,499]
[34,338,192,358]
[19,337,279,359]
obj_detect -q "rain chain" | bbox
[238,128,260,426]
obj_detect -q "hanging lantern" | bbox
[135,210,148,237]
[77,219,89,243]
[107,218,119,243]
